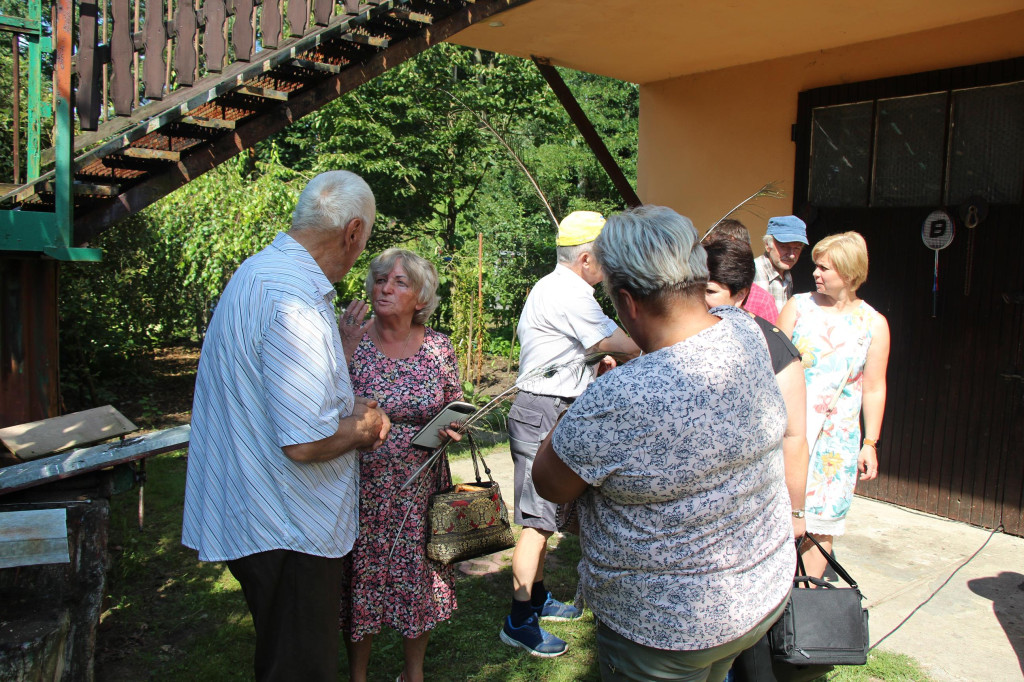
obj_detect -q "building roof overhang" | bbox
[451,0,1024,84]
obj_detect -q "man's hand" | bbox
[281,398,390,463]
[351,396,390,451]
[595,355,618,376]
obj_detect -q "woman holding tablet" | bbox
[338,248,461,682]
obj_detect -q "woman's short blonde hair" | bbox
[812,231,869,292]
[364,248,440,325]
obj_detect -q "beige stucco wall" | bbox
[637,10,1024,249]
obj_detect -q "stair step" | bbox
[389,8,433,24]
[40,181,122,196]
[123,147,182,162]
[341,32,389,48]
[290,58,343,74]
[179,116,236,130]
[234,85,289,101]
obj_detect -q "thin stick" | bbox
[702,182,786,242]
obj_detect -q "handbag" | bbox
[425,434,515,565]
[767,534,870,666]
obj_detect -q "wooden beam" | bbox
[532,56,642,208]
[0,509,69,568]
[0,425,190,495]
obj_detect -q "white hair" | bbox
[556,242,592,264]
[594,205,708,302]
[364,249,440,325]
[290,170,375,235]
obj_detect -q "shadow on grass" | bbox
[98,452,599,681]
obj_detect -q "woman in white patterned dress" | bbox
[777,231,890,581]
[531,205,796,682]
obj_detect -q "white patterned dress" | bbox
[789,293,878,536]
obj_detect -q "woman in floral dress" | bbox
[778,231,890,580]
[338,249,461,682]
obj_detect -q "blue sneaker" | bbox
[534,592,583,621]
[499,614,568,657]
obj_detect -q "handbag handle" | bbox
[466,431,497,485]
[800,533,861,590]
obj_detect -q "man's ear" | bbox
[344,217,362,240]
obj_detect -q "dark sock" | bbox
[530,580,548,607]
[510,598,534,627]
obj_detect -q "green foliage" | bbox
[58,44,640,403]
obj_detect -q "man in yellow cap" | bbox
[499,211,640,657]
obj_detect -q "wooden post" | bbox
[477,232,484,382]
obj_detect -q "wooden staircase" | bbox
[1,0,527,245]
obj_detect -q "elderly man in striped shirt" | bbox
[183,171,391,682]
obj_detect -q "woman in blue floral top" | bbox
[533,205,795,682]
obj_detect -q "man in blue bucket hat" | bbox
[753,215,808,311]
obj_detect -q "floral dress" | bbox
[789,293,877,536]
[339,327,461,640]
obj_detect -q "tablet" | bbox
[410,401,477,449]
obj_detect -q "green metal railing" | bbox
[2,0,102,261]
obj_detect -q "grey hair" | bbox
[594,205,708,303]
[291,170,376,235]
[556,242,592,264]
[364,249,440,325]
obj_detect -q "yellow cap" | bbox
[557,211,606,246]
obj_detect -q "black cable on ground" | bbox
[869,523,1004,651]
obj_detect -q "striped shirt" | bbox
[753,254,794,311]
[182,233,359,562]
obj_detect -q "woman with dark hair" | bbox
[704,238,808,539]
[532,205,794,682]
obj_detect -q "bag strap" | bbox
[802,533,861,590]
[811,364,855,448]
[467,431,496,484]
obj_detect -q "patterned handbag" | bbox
[425,434,515,565]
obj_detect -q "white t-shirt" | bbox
[516,265,619,397]
[552,306,795,650]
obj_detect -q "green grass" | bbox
[826,650,934,681]
[99,451,596,681]
[99,452,932,682]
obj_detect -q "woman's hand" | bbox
[437,422,463,444]
[340,299,372,361]
[858,443,878,480]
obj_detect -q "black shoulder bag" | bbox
[768,534,870,666]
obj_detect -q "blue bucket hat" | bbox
[766,215,808,245]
